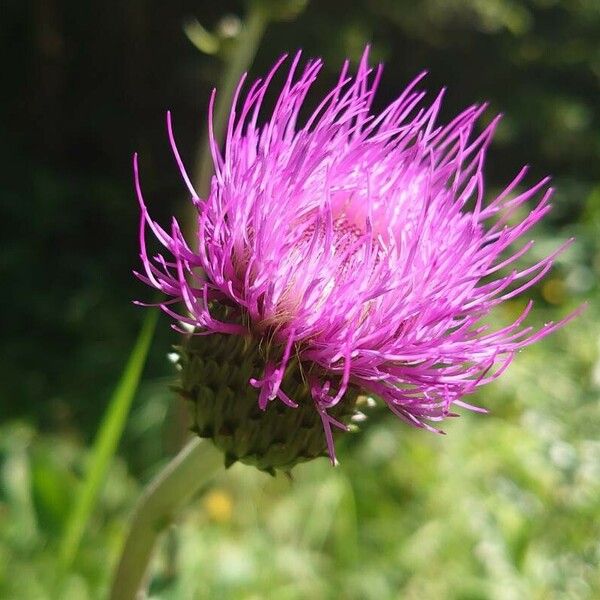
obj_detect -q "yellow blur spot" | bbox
[202,489,233,523]
[541,278,566,305]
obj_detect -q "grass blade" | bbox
[58,309,158,571]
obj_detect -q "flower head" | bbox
[136,49,578,469]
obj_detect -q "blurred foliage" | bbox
[0,0,598,598]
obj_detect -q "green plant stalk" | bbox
[58,309,158,571]
[109,438,222,600]
[192,1,269,200]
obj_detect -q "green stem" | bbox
[109,438,222,600]
[192,1,268,199]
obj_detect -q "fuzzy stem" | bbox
[109,438,222,600]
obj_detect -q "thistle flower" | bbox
[136,49,578,472]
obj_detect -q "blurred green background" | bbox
[1,0,599,598]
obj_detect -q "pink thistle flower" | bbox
[136,49,579,466]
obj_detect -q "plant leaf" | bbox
[58,309,158,571]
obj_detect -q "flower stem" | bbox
[192,2,268,198]
[109,438,222,600]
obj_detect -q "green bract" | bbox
[177,332,360,474]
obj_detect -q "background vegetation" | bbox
[1,0,598,598]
